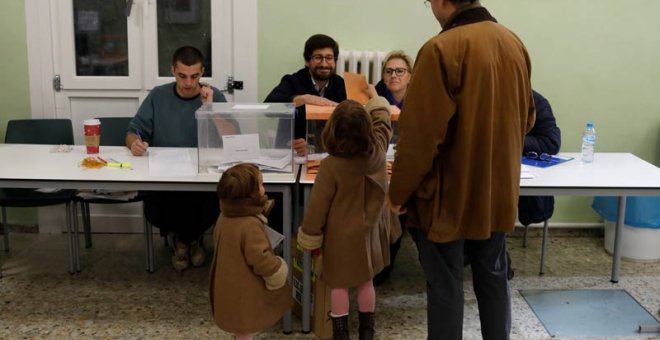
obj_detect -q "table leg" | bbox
[611,196,626,283]
[279,185,293,333]
[302,185,312,333]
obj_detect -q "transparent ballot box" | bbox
[196,103,295,174]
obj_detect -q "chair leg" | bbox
[82,201,92,248]
[522,224,528,248]
[2,207,9,252]
[539,220,549,275]
[143,202,155,273]
[144,219,154,273]
[66,202,76,274]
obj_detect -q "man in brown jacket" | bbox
[388,1,535,339]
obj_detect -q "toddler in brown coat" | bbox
[210,163,293,340]
[298,97,394,340]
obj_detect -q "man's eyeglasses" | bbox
[310,55,335,63]
[526,151,551,161]
[384,67,408,77]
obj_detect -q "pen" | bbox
[135,129,142,141]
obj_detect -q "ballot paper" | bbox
[521,165,535,179]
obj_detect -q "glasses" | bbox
[384,67,408,77]
[424,0,431,8]
[526,151,551,161]
[310,55,335,63]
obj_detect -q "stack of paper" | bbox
[217,152,292,173]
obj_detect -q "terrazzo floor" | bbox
[1,227,659,339]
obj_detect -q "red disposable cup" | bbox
[83,119,101,154]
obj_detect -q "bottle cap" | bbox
[586,122,594,128]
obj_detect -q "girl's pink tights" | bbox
[330,280,375,316]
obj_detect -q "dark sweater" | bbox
[264,67,346,141]
[518,90,562,225]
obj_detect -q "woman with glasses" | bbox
[375,50,413,111]
[370,50,414,286]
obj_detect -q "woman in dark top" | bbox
[372,50,414,286]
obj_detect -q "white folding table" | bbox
[298,152,660,333]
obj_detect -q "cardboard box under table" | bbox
[292,236,332,339]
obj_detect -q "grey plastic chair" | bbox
[74,117,155,272]
[1,119,78,274]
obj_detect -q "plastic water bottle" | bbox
[581,122,596,163]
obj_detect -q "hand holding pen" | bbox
[129,129,149,156]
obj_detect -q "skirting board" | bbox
[37,202,604,234]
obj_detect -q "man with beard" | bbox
[265,34,347,156]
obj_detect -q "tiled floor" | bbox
[1,228,659,339]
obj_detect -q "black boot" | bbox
[330,313,350,340]
[358,312,375,340]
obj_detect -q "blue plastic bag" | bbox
[592,196,660,229]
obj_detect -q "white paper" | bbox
[265,225,285,249]
[223,134,261,161]
[521,165,535,179]
[232,104,269,110]
[217,152,292,173]
[76,190,138,201]
[387,144,396,160]
[149,149,196,177]
[35,188,62,193]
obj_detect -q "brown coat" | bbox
[299,97,394,289]
[389,8,535,243]
[209,197,293,335]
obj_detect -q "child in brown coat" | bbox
[210,163,293,340]
[298,97,394,340]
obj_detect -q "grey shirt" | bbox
[128,82,226,147]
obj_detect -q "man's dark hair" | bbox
[303,34,339,62]
[172,46,204,67]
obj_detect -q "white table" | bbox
[0,144,298,333]
[298,152,660,333]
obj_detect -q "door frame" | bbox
[23,0,258,234]
[25,0,258,121]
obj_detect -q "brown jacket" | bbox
[299,97,395,289]
[209,197,293,335]
[389,7,535,243]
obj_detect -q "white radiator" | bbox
[337,50,387,84]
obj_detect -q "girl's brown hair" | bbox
[321,100,376,157]
[217,163,262,200]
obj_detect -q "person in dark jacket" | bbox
[264,34,346,156]
[371,50,414,286]
[519,90,561,226]
[507,90,560,279]
[263,34,346,234]
[463,90,560,278]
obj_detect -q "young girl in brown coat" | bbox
[210,163,293,340]
[298,97,394,340]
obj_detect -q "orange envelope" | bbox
[306,104,400,121]
[343,72,370,105]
